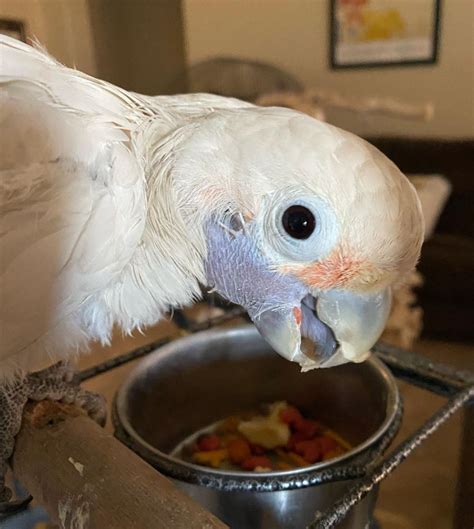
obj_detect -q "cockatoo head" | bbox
[172,106,424,369]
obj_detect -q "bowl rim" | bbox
[114,324,400,484]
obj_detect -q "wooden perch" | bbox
[12,401,228,529]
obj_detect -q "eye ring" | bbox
[282,205,316,240]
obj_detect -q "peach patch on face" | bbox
[287,248,368,290]
[292,307,302,326]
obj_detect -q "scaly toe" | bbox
[0,493,33,517]
[27,362,107,427]
[0,485,12,503]
[76,389,107,427]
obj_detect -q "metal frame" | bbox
[79,306,474,529]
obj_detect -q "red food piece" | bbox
[249,443,266,455]
[197,434,221,452]
[287,431,310,451]
[228,438,252,464]
[241,456,272,471]
[318,435,339,455]
[279,405,303,427]
[294,439,322,464]
[294,418,320,438]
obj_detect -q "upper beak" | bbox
[250,288,391,370]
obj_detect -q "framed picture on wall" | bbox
[0,19,26,42]
[329,0,442,68]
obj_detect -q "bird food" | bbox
[174,401,351,472]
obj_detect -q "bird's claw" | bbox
[0,492,33,518]
[0,467,32,520]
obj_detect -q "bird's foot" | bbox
[27,362,107,426]
[0,362,106,517]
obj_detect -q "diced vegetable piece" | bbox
[197,434,221,451]
[287,451,309,467]
[275,448,306,469]
[241,456,272,471]
[279,405,303,427]
[317,435,339,455]
[192,449,228,468]
[216,416,241,434]
[322,447,344,461]
[268,401,290,417]
[324,430,352,451]
[294,439,322,464]
[287,431,311,451]
[219,433,239,446]
[238,404,290,449]
[294,418,320,438]
[228,438,252,464]
[249,443,266,455]
[276,461,293,471]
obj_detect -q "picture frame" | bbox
[329,0,442,69]
[0,18,26,42]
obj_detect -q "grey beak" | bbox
[316,288,392,363]
[250,288,391,370]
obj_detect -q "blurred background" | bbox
[1,1,473,529]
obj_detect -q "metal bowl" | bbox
[113,325,401,529]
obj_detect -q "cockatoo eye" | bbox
[282,205,316,239]
[261,194,339,264]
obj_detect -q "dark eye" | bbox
[282,205,316,239]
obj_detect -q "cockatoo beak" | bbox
[205,219,391,370]
[250,288,391,370]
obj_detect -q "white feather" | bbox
[0,36,250,381]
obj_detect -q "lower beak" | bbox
[250,288,391,370]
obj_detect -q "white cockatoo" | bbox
[0,35,424,511]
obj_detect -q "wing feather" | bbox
[0,37,146,380]
[0,35,252,381]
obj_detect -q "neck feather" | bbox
[102,115,208,335]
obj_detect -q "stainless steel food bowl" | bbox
[113,325,401,529]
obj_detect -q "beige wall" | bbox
[1,0,187,94]
[1,0,97,75]
[87,0,187,95]
[184,0,474,138]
